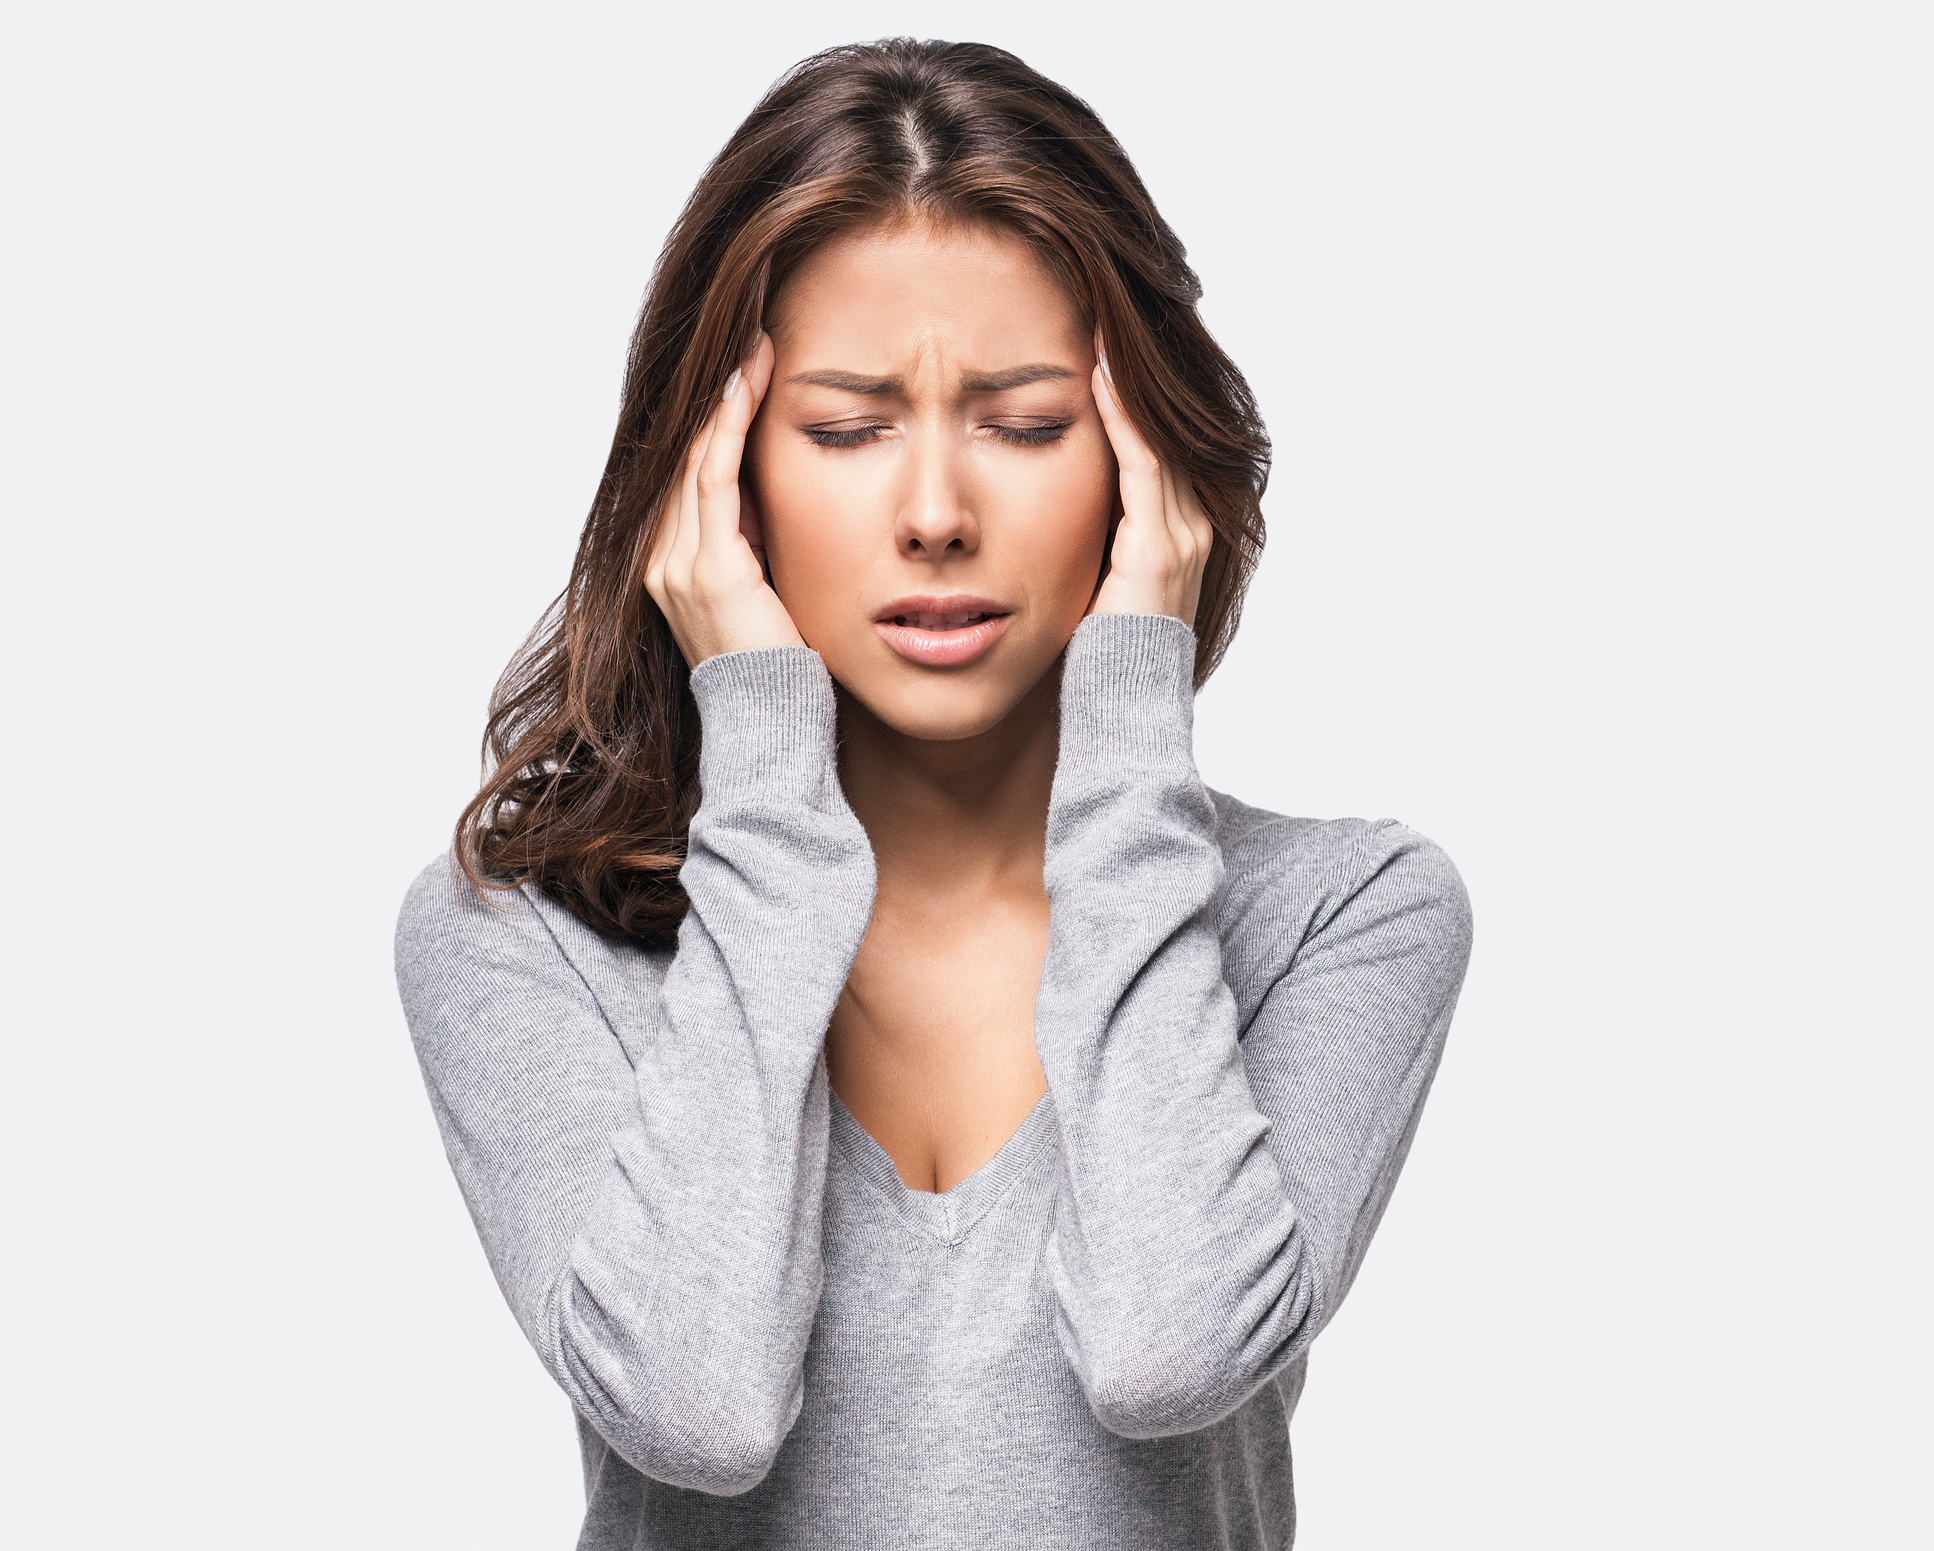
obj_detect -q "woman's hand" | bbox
[1088,339,1214,627]
[644,332,806,668]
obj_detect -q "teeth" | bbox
[891,611,990,631]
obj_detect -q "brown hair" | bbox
[458,38,1270,944]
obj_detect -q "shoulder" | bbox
[393,854,670,1042]
[1208,790,1468,914]
[1207,791,1473,1011]
[395,852,550,975]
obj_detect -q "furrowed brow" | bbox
[789,370,905,394]
[959,364,1079,392]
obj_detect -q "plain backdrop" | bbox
[4,2,1927,1546]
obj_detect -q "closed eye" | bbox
[804,424,889,448]
[803,419,1074,449]
[988,420,1072,447]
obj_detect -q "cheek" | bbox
[1002,442,1115,603]
[749,432,882,623]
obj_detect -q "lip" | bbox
[872,594,1013,668]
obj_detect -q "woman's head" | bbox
[464,39,1271,940]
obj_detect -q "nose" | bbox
[892,435,979,560]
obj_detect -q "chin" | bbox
[828,655,1048,744]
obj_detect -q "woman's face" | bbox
[745,219,1115,742]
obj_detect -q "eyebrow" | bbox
[787,363,1079,394]
[789,370,904,394]
[960,364,1078,392]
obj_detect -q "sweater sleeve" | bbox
[1037,613,1473,1439]
[393,646,876,1496]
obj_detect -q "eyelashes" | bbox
[990,423,1069,447]
[803,426,883,449]
[803,421,1073,449]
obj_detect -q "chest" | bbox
[824,888,1050,1194]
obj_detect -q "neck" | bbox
[836,669,1060,900]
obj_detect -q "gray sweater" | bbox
[396,612,1472,1549]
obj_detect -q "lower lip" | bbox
[874,613,1012,667]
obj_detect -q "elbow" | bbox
[603,1393,794,1497]
[1069,1282,1324,1440]
[1080,1347,1251,1439]
[569,1356,799,1496]
[547,1283,801,1496]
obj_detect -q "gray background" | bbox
[6,2,1926,1545]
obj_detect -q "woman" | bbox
[397,38,1471,1549]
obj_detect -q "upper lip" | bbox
[872,594,1010,624]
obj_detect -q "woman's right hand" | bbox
[644,332,805,668]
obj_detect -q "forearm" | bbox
[1039,615,1472,1440]
[1038,614,1316,1437]
[561,644,875,1487]
[398,645,877,1493]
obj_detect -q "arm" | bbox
[395,645,875,1495]
[1037,611,1472,1437]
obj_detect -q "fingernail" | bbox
[722,368,742,402]
[1098,349,1114,389]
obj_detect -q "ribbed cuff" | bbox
[1057,613,1198,771]
[690,646,840,800]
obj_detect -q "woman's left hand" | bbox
[1088,338,1214,627]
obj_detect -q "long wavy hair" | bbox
[458,38,1271,944]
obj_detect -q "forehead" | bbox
[768,219,1086,368]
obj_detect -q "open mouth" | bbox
[872,598,1013,667]
[883,610,1002,632]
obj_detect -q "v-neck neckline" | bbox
[828,1087,1057,1246]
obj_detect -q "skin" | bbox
[645,218,1211,1193]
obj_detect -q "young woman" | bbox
[397,39,1472,1549]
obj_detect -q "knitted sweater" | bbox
[395,612,1473,1548]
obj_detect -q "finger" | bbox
[644,422,712,596]
[694,333,774,558]
[1154,465,1192,611]
[1090,344,1165,526]
[645,434,706,599]
[663,398,726,583]
[1164,470,1208,564]
[643,486,679,601]
[1175,473,1213,557]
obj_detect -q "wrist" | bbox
[1087,571,1200,626]
[690,645,838,799]
[1058,613,1199,771]
[674,593,807,669]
